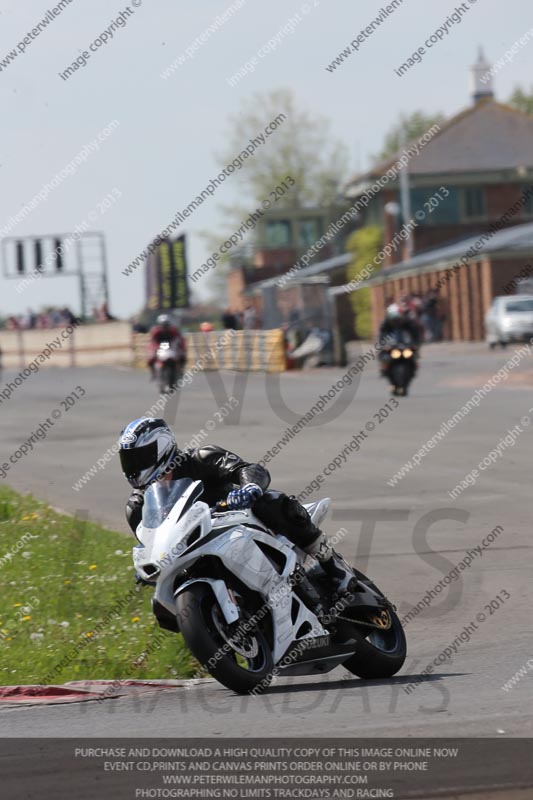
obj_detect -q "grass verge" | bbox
[0,486,202,685]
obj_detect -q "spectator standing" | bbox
[222,308,240,329]
[243,304,257,330]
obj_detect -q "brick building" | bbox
[360,221,533,341]
[343,51,533,339]
[226,52,533,342]
[226,204,356,330]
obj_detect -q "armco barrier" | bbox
[0,322,133,369]
[188,329,286,372]
[0,325,287,372]
[133,329,286,372]
[132,333,150,369]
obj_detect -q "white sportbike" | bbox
[133,479,406,694]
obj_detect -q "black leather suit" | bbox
[126,444,320,548]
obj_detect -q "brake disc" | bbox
[211,606,259,658]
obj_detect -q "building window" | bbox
[298,218,321,248]
[463,187,486,220]
[265,220,292,248]
[409,187,459,225]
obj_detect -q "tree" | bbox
[216,89,349,210]
[373,111,446,164]
[345,226,383,339]
[507,85,533,115]
[198,89,350,302]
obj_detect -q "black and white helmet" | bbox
[119,417,177,489]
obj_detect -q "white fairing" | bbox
[133,480,329,663]
[304,498,331,529]
[156,341,178,362]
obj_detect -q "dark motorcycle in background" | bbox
[381,345,418,396]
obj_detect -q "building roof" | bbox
[246,221,533,297]
[346,100,533,192]
[330,221,533,293]
[244,252,351,295]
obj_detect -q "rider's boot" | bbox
[305,532,357,596]
[281,495,356,596]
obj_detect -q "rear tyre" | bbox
[176,584,274,694]
[342,609,406,679]
[339,570,407,679]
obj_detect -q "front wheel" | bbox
[161,361,176,392]
[176,584,274,694]
[390,361,410,393]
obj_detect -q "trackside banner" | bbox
[146,234,189,310]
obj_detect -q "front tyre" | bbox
[161,361,176,392]
[176,584,274,694]
[390,361,407,393]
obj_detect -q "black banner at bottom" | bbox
[2,738,532,799]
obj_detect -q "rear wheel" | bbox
[338,570,406,679]
[176,583,274,694]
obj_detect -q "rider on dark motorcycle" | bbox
[378,302,421,375]
[119,417,355,595]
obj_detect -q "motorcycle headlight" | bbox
[403,349,413,358]
[391,349,402,359]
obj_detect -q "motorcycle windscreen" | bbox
[142,478,204,528]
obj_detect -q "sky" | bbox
[1,0,533,319]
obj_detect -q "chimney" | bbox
[471,46,494,104]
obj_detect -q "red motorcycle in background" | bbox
[148,315,186,394]
[154,340,184,393]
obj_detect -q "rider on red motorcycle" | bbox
[147,314,186,380]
